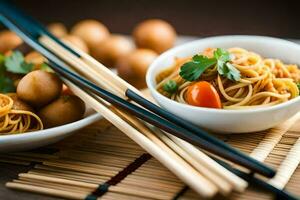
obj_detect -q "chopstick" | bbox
[0,1,276,178]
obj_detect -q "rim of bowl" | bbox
[146,35,300,114]
[0,113,101,140]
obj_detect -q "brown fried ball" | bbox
[7,93,34,112]
[17,70,62,107]
[0,30,23,53]
[91,34,134,67]
[47,23,68,38]
[133,19,176,53]
[38,95,85,128]
[117,49,158,89]
[62,35,89,53]
[71,19,109,49]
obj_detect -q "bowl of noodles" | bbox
[146,35,300,133]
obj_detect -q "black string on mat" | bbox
[172,186,189,200]
[85,153,152,200]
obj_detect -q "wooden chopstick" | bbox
[0,1,277,179]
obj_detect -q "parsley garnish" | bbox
[179,48,240,82]
[0,51,35,93]
[5,51,34,74]
[163,80,178,93]
[179,55,216,81]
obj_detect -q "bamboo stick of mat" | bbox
[6,182,86,200]
[39,35,247,192]
[268,137,300,189]
[11,174,173,200]
[250,113,300,162]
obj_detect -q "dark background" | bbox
[8,0,300,38]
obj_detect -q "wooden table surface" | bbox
[0,161,60,200]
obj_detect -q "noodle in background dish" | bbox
[0,94,43,134]
[156,47,300,109]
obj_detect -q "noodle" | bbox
[0,94,43,134]
[156,47,300,109]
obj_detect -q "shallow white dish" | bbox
[0,110,102,152]
[147,35,300,133]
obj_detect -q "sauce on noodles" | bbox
[156,47,300,109]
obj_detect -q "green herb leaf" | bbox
[179,55,216,81]
[218,62,240,81]
[214,48,231,62]
[215,48,240,81]
[5,51,34,74]
[0,76,15,93]
[179,48,241,82]
[163,80,178,93]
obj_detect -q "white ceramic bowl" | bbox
[0,110,102,152]
[147,35,300,133]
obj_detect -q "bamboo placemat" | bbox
[1,113,300,199]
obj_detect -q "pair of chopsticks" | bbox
[1,1,299,199]
[0,0,274,179]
